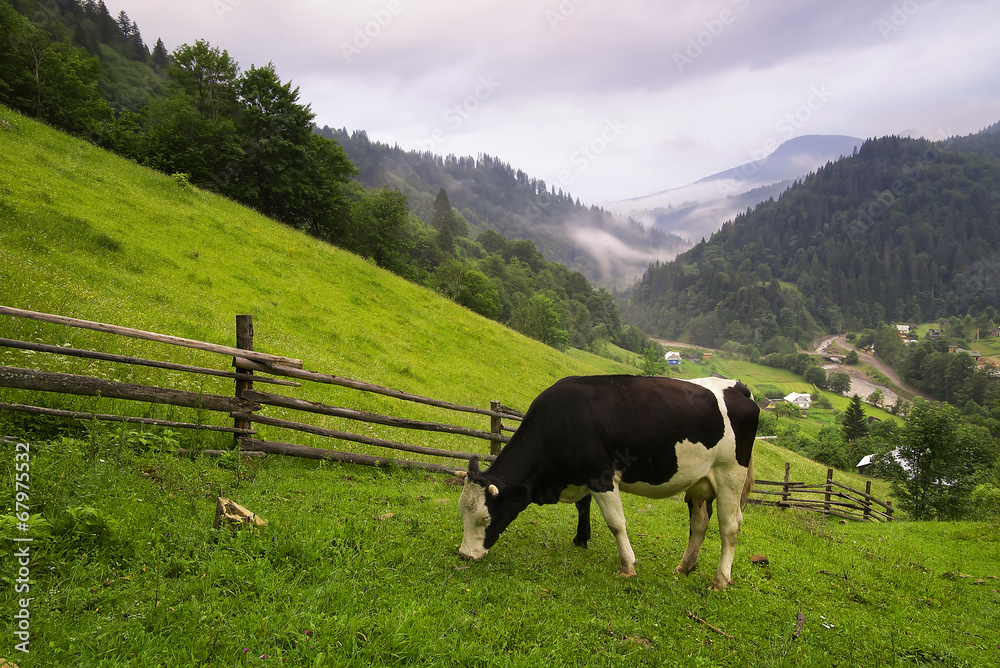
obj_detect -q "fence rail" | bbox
[0,308,520,473]
[1,307,895,522]
[748,462,894,522]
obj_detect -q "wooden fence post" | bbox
[824,468,833,513]
[780,462,791,508]
[864,480,872,520]
[234,315,254,447]
[489,400,503,456]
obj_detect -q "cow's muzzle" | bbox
[459,544,488,561]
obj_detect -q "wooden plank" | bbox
[0,365,248,413]
[231,411,495,463]
[234,358,508,418]
[240,437,464,476]
[753,479,807,487]
[0,305,302,368]
[0,337,299,386]
[827,479,893,510]
[0,402,254,433]
[241,389,510,445]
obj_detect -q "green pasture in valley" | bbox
[1,106,998,667]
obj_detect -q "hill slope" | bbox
[0,104,636,427]
[2,107,998,668]
[621,131,1000,346]
[612,135,863,242]
[319,127,689,289]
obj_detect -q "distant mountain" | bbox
[609,135,863,242]
[619,129,1000,348]
[317,128,689,289]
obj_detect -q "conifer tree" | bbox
[842,394,868,441]
[432,188,455,255]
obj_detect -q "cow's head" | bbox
[457,457,530,561]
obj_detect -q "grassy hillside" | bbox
[0,104,638,450]
[1,107,998,667]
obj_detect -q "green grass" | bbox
[2,438,996,667]
[0,104,635,457]
[2,106,999,667]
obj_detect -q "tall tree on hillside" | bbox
[347,186,410,272]
[880,401,999,519]
[842,394,868,442]
[170,39,239,121]
[0,4,110,135]
[233,63,355,231]
[151,38,169,71]
[432,188,455,255]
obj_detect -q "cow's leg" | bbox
[573,494,592,548]
[676,478,715,576]
[676,494,713,575]
[591,487,636,576]
[710,470,746,591]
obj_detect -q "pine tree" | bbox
[842,394,868,441]
[151,38,169,71]
[432,188,455,255]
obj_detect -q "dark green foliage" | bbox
[346,186,411,273]
[640,344,668,376]
[508,293,570,351]
[622,132,1000,344]
[317,127,689,287]
[827,371,852,395]
[432,188,455,255]
[808,426,852,470]
[876,401,1000,519]
[803,365,827,388]
[0,2,111,133]
[842,394,869,442]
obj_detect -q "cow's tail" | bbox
[740,451,755,509]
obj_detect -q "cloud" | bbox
[107,0,1000,205]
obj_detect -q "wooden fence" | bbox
[749,461,894,522]
[0,306,895,522]
[0,307,522,476]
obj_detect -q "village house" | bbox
[784,392,812,409]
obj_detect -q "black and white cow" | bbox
[458,375,758,591]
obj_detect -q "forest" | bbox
[0,0,651,355]
[316,127,689,288]
[621,131,1000,348]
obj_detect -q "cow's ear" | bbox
[468,457,480,475]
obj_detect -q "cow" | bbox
[457,375,759,591]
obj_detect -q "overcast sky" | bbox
[106,0,1000,206]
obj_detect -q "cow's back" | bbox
[504,375,746,499]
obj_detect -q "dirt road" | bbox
[814,335,932,402]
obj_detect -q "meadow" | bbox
[1,106,998,667]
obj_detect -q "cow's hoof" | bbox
[709,578,730,591]
[675,564,696,576]
[617,566,637,578]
